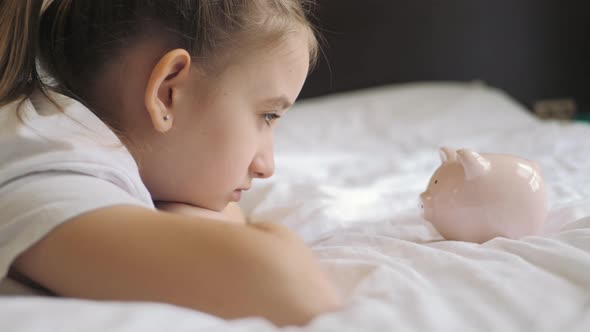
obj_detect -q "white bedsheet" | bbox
[2,82,589,332]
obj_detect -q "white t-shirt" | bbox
[0,90,154,295]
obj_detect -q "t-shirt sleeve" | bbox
[0,172,152,280]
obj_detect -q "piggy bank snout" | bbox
[419,192,427,206]
[419,192,432,219]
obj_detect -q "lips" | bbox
[232,190,243,202]
[231,185,250,202]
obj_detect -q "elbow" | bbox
[288,293,344,327]
[272,280,344,327]
[249,224,345,326]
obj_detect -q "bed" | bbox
[2,82,590,331]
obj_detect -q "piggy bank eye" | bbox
[434,180,438,184]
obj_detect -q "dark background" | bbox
[300,0,590,113]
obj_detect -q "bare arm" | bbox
[12,206,342,326]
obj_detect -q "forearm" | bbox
[14,206,341,326]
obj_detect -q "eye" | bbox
[263,112,281,126]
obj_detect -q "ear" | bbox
[439,147,457,163]
[456,149,491,180]
[145,49,192,133]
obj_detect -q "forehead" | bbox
[211,29,311,100]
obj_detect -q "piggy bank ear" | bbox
[439,147,457,163]
[457,149,491,180]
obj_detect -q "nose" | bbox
[250,147,275,179]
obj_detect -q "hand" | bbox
[155,201,247,224]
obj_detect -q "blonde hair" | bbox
[0,0,318,107]
[0,1,43,105]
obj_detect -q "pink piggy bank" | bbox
[420,147,547,243]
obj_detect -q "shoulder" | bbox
[0,90,152,205]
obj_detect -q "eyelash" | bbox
[263,112,281,126]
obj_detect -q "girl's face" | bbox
[140,30,311,211]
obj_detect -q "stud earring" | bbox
[163,114,171,121]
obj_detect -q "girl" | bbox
[0,0,342,327]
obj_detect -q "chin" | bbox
[204,199,229,213]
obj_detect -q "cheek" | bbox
[198,127,258,174]
[180,101,260,171]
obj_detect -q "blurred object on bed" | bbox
[534,98,577,120]
[301,0,590,113]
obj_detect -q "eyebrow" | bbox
[262,96,294,111]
